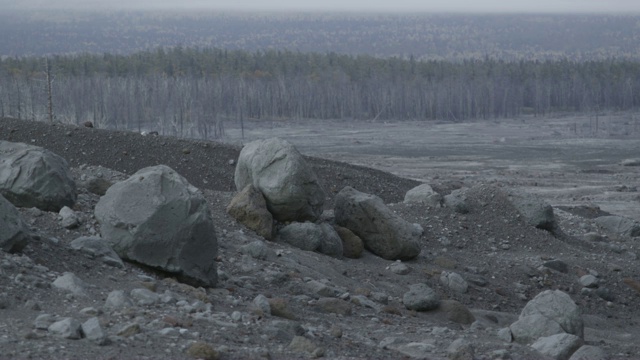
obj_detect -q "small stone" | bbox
[48,318,83,339]
[403,283,440,311]
[116,323,141,337]
[105,290,133,310]
[130,288,160,306]
[82,317,105,341]
[268,298,296,320]
[330,325,343,338]
[59,206,80,229]
[288,336,318,354]
[497,328,513,343]
[52,272,89,297]
[24,300,41,311]
[34,314,55,330]
[305,280,336,298]
[315,298,352,316]
[396,342,437,359]
[447,338,474,360]
[579,275,598,288]
[79,307,100,316]
[440,271,469,293]
[596,287,615,302]
[252,294,272,316]
[389,261,412,275]
[186,341,219,360]
[543,259,569,274]
[437,300,475,325]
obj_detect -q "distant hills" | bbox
[2,10,640,60]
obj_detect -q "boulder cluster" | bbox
[2,136,632,359]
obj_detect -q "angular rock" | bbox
[69,236,124,268]
[239,241,275,260]
[52,272,89,297]
[437,300,475,325]
[447,338,475,360]
[288,335,319,354]
[335,186,420,260]
[0,194,30,252]
[81,317,105,342]
[59,206,79,229]
[276,222,343,258]
[396,342,436,359]
[234,138,325,222]
[95,165,217,287]
[334,225,364,259]
[568,345,608,360]
[130,288,160,306]
[403,283,440,311]
[315,298,352,316]
[531,333,583,360]
[85,176,112,196]
[252,294,271,316]
[117,322,141,337]
[0,141,77,211]
[227,184,273,240]
[305,280,337,298]
[48,318,82,339]
[520,290,583,338]
[268,298,297,320]
[621,158,640,166]
[105,290,133,310]
[444,188,470,214]
[497,327,513,342]
[404,184,442,207]
[34,314,55,330]
[508,190,556,231]
[595,215,640,238]
[389,262,411,275]
[440,271,469,293]
[186,341,219,360]
[510,314,564,344]
[544,259,569,274]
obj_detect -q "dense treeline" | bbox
[1,48,639,137]
[2,11,640,60]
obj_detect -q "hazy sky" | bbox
[3,0,640,13]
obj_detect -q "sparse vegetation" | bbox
[1,48,639,137]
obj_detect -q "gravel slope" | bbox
[1,117,640,359]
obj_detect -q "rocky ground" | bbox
[1,117,640,359]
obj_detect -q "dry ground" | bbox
[1,116,640,359]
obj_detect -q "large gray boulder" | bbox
[334,186,420,260]
[234,138,325,222]
[0,194,30,252]
[595,215,640,238]
[508,190,556,231]
[519,290,583,339]
[0,141,76,211]
[275,222,343,258]
[94,165,217,287]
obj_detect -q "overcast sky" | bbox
[3,0,640,13]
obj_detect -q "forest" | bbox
[1,47,639,139]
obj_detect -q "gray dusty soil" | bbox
[1,115,640,359]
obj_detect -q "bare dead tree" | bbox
[45,57,54,123]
